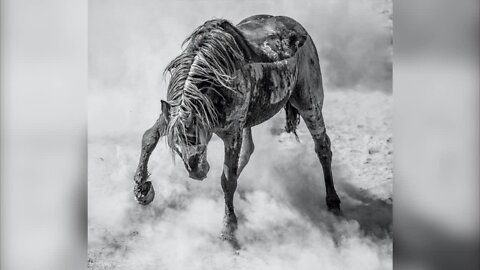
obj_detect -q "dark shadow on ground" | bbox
[270,162,392,240]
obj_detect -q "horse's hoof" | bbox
[220,231,241,250]
[328,206,343,216]
[134,181,155,205]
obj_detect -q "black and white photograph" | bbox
[88,0,393,269]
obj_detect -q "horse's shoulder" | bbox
[236,15,309,63]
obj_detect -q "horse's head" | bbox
[161,24,245,180]
[162,100,213,180]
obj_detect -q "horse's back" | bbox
[236,15,309,63]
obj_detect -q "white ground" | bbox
[88,89,392,270]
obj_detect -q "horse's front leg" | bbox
[133,113,167,205]
[237,127,255,176]
[218,130,243,246]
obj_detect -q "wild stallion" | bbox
[133,15,341,246]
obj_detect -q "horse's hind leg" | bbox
[299,107,341,213]
[290,80,341,213]
[290,37,341,213]
[133,114,167,205]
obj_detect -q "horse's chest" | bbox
[237,59,298,126]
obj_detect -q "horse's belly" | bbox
[245,93,290,127]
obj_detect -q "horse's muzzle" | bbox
[186,156,210,181]
[189,169,208,181]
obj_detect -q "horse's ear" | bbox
[161,100,171,121]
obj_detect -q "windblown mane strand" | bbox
[163,20,246,151]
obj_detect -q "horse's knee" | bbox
[221,171,237,189]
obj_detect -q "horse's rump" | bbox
[237,15,308,63]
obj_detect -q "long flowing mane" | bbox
[163,19,246,149]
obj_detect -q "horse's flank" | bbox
[240,57,299,127]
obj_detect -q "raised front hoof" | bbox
[134,181,155,205]
[326,195,342,216]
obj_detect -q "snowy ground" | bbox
[88,89,392,270]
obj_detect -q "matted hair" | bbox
[163,19,246,150]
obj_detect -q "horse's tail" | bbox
[284,101,301,140]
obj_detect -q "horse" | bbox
[132,14,341,245]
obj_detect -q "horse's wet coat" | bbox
[237,15,308,62]
[133,15,341,248]
[239,58,298,127]
[214,15,311,129]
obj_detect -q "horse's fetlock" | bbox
[326,194,341,210]
[134,168,149,182]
